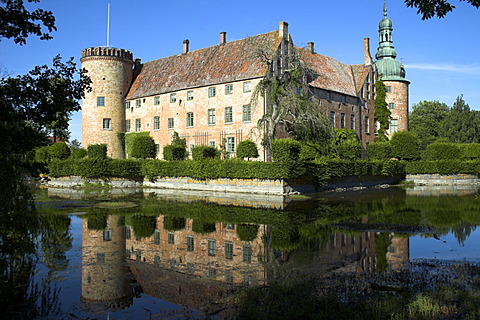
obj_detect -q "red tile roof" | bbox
[126,31,282,99]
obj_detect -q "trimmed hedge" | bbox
[312,159,405,177]
[390,131,421,160]
[49,158,142,178]
[129,134,156,159]
[163,144,187,161]
[272,139,301,162]
[87,144,107,159]
[367,141,392,160]
[422,143,460,160]
[459,143,480,160]
[191,145,218,160]
[236,140,259,160]
[49,142,71,160]
[405,160,480,174]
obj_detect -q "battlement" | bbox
[81,47,133,61]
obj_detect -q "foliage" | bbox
[236,224,259,242]
[271,139,301,163]
[299,143,324,161]
[367,141,392,160]
[87,214,107,231]
[71,148,87,159]
[192,219,216,234]
[405,160,480,174]
[125,132,150,158]
[236,140,259,160]
[129,134,155,159]
[422,142,461,160]
[0,0,56,45]
[127,214,157,239]
[312,158,405,177]
[374,233,392,272]
[409,100,449,147]
[171,131,186,148]
[48,142,70,160]
[459,143,480,160]
[87,144,107,159]
[390,131,421,160]
[163,145,188,161]
[191,145,218,160]
[405,0,480,19]
[0,55,91,160]
[163,216,186,231]
[337,139,362,160]
[35,145,50,163]
[48,158,142,178]
[374,80,391,141]
[441,95,480,143]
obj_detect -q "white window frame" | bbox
[186,112,194,128]
[227,137,235,153]
[225,107,233,124]
[225,84,233,95]
[243,81,251,93]
[153,116,160,131]
[208,109,216,125]
[103,118,112,130]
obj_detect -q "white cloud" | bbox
[404,63,480,75]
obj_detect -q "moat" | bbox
[2,185,480,319]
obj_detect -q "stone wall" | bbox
[406,174,480,186]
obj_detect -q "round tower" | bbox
[374,1,410,137]
[81,47,133,158]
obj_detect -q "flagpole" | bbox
[106,3,110,47]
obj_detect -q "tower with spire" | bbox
[375,0,410,136]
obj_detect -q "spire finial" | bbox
[383,0,388,17]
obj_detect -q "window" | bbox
[208,87,216,97]
[226,223,234,230]
[208,239,216,256]
[125,101,130,109]
[330,111,335,126]
[243,105,251,122]
[154,230,160,244]
[243,245,252,262]
[374,120,379,134]
[208,109,216,125]
[155,144,160,155]
[386,86,391,93]
[187,236,194,252]
[225,107,233,124]
[125,120,131,133]
[186,112,194,127]
[136,99,141,108]
[168,118,174,130]
[168,232,174,244]
[153,96,160,105]
[125,226,131,239]
[227,137,235,152]
[154,116,160,130]
[209,141,215,147]
[103,118,112,130]
[350,115,355,130]
[365,116,370,133]
[341,96,346,103]
[187,90,193,101]
[389,103,395,110]
[97,96,105,107]
[225,241,233,259]
[103,229,112,241]
[340,113,345,128]
[170,93,176,103]
[243,81,251,92]
[189,144,194,153]
[326,92,331,100]
[135,119,141,132]
[225,84,233,95]
[389,119,398,134]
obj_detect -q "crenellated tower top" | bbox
[81,47,133,61]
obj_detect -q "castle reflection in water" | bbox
[80,214,409,311]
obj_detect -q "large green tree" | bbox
[441,95,479,143]
[409,100,449,147]
[405,0,480,20]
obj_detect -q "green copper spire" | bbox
[375,0,409,82]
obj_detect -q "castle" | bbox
[81,3,408,160]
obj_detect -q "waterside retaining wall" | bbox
[406,174,480,186]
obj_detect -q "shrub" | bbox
[236,224,259,242]
[367,141,392,160]
[87,144,107,159]
[71,148,87,159]
[459,143,480,160]
[236,140,259,160]
[35,146,51,163]
[192,220,216,234]
[299,143,323,161]
[129,134,155,159]
[272,139,301,162]
[163,216,186,231]
[422,143,460,160]
[49,142,71,160]
[390,131,421,160]
[405,160,480,174]
[87,214,107,231]
[192,145,218,160]
[127,215,157,239]
[337,139,362,160]
[163,144,187,161]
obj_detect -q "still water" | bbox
[2,186,479,319]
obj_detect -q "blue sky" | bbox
[1,0,479,144]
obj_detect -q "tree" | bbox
[48,142,70,160]
[409,100,449,147]
[236,140,259,160]
[252,59,333,160]
[374,80,390,141]
[0,55,91,159]
[0,0,56,45]
[405,0,480,20]
[441,95,479,143]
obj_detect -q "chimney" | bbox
[183,39,190,54]
[220,32,227,45]
[363,38,373,65]
[279,21,289,39]
[307,42,314,54]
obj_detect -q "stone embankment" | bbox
[406,174,480,186]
